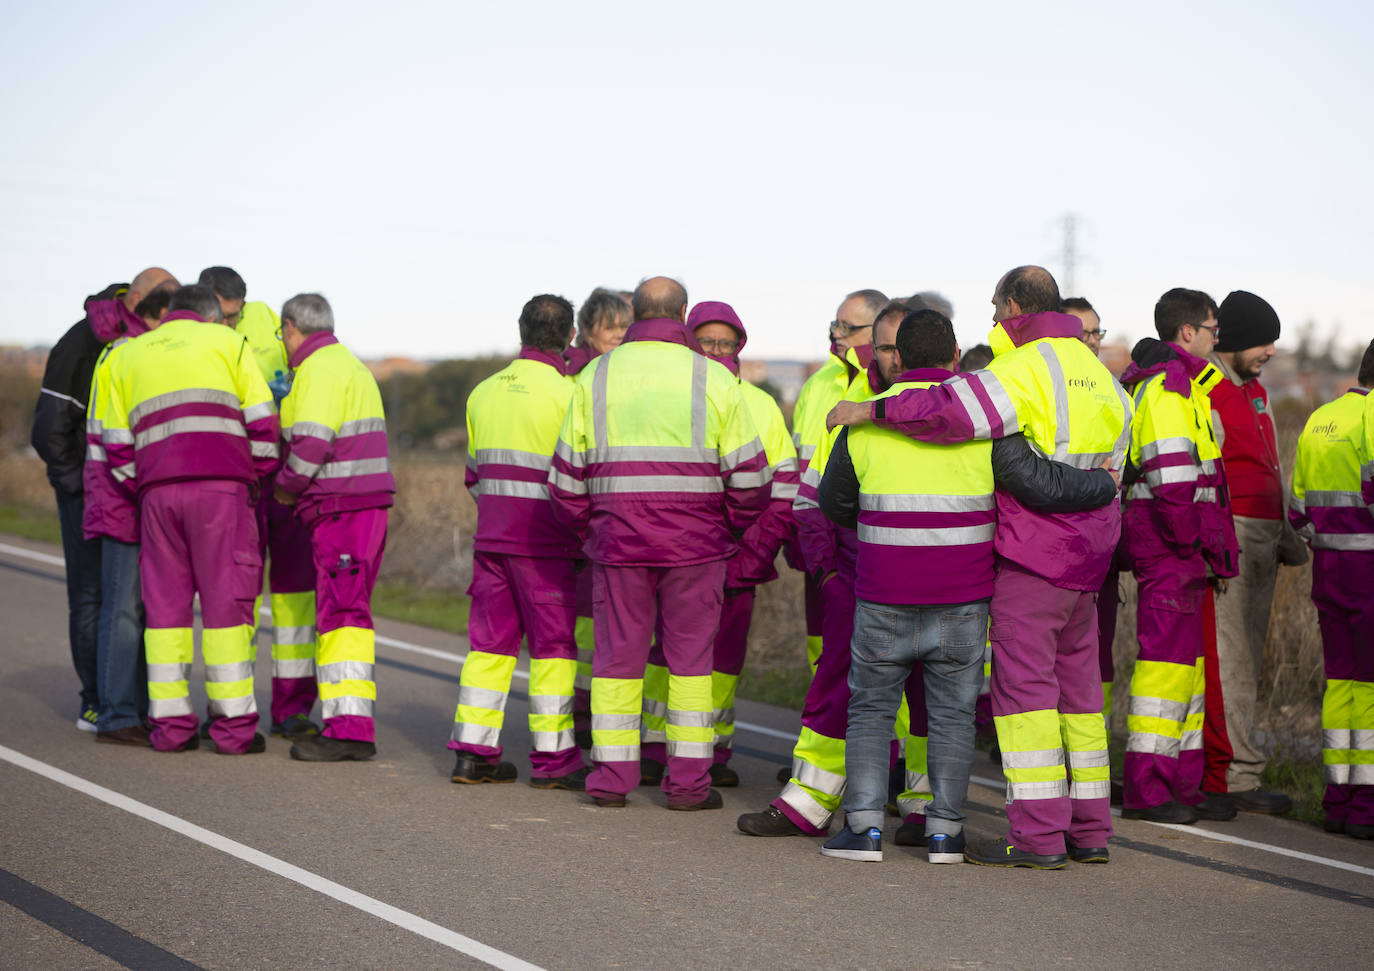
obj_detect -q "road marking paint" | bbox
[8,540,1367,881]
[0,744,544,971]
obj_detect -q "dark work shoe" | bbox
[1345,822,1374,840]
[97,724,152,747]
[965,837,1067,869]
[737,805,805,837]
[450,756,516,783]
[199,721,213,740]
[1323,817,1346,833]
[894,820,929,847]
[1209,788,1292,815]
[158,734,199,753]
[821,825,882,862]
[639,758,665,787]
[271,714,321,739]
[574,728,593,751]
[927,832,966,864]
[291,735,376,762]
[776,765,792,784]
[1193,794,1239,821]
[708,763,740,788]
[212,732,266,755]
[1067,842,1110,864]
[591,794,628,807]
[1122,800,1198,825]
[667,788,724,811]
[529,767,589,791]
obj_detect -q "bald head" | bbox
[632,276,689,322]
[992,265,1060,322]
[123,267,178,312]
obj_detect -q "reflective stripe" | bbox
[588,475,724,494]
[452,722,501,748]
[274,625,316,646]
[477,479,549,500]
[778,781,834,828]
[206,661,254,683]
[1067,749,1110,769]
[587,444,718,464]
[242,401,276,423]
[1110,379,1133,468]
[691,352,708,447]
[1130,481,1154,500]
[1352,764,1374,785]
[1141,436,1197,462]
[667,740,713,758]
[712,707,735,727]
[1325,728,1352,750]
[978,371,1020,434]
[147,663,191,683]
[642,697,668,721]
[318,457,391,478]
[111,462,135,482]
[591,354,610,449]
[859,493,994,513]
[949,378,990,438]
[251,440,279,458]
[1126,732,1181,756]
[457,684,508,712]
[1352,729,1374,750]
[1180,728,1202,751]
[532,729,575,752]
[857,523,995,547]
[1007,778,1068,800]
[592,712,641,732]
[529,694,574,717]
[548,468,585,494]
[1199,459,1217,474]
[207,695,257,718]
[40,386,86,409]
[721,438,764,471]
[322,695,374,718]
[772,480,800,502]
[1069,780,1111,800]
[339,417,386,436]
[1193,487,1217,503]
[1000,748,1064,770]
[1130,695,1189,722]
[666,710,715,729]
[794,759,846,797]
[1037,344,1073,461]
[86,443,107,462]
[1058,451,1112,471]
[287,452,322,478]
[318,661,375,683]
[130,388,239,427]
[136,415,246,449]
[1327,763,1351,785]
[149,697,193,718]
[591,744,639,762]
[1312,533,1374,551]
[87,417,103,435]
[1145,464,1200,487]
[102,427,134,444]
[274,658,315,678]
[473,448,552,470]
[289,420,336,443]
[642,726,667,744]
[727,470,769,489]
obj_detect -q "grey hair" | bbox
[282,293,335,334]
[844,289,889,320]
[906,290,955,319]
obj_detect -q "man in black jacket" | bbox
[30,267,176,730]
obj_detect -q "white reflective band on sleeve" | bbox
[1312,533,1374,551]
[242,401,277,423]
[130,388,239,426]
[478,480,549,501]
[721,438,764,471]
[1323,728,1351,750]
[977,371,1020,435]
[474,448,552,471]
[548,468,586,494]
[287,453,322,477]
[1140,436,1197,462]
[318,458,391,478]
[102,427,134,444]
[111,462,136,482]
[40,386,86,409]
[857,523,995,547]
[290,421,337,444]
[338,417,387,436]
[251,441,280,458]
[1304,490,1366,507]
[136,416,247,448]
[727,470,769,489]
[771,480,800,502]
[949,378,991,438]
[1144,464,1200,487]
[1327,763,1351,785]
[1180,728,1203,751]
[86,444,107,462]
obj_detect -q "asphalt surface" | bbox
[1,534,1372,970]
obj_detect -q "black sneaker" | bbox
[639,758,665,787]
[211,732,266,755]
[927,832,966,864]
[270,714,321,739]
[894,820,929,847]
[1346,822,1374,840]
[1066,842,1109,864]
[709,763,739,787]
[1208,788,1292,815]
[450,755,516,783]
[1193,794,1238,821]
[529,767,589,791]
[291,735,376,762]
[1323,817,1346,833]
[820,825,882,862]
[1122,800,1198,825]
[964,837,1067,869]
[776,765,792,784]
[591,794,627,807]
[737,805,805,836]
[667,789,724,812]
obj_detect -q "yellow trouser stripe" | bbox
[318,627,375,665]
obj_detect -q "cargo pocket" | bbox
[323,556,370,629]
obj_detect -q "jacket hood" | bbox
[987,311,1080,357]
[687,300,747,376]
[85,285,147,343]
[1121,338,1217,395]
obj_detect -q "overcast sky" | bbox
[2,1,1370,362]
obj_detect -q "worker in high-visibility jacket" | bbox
[548,277,771,811]
[737,301,925,839]
[273,293,396,762]
[564,288,633,749]
[828,266,1132,868]
[102,284,280,754]
[199,267,321,739]
[787,290,886,671]
[1291,342,1374,840]
[640,301,799,788]
[448,294,586,789]
[1118,289,1240,825]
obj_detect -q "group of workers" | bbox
[33,267,392,760]
[32,262,1372,868]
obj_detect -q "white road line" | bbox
[0,744,544,971]
[8,540,1369,881]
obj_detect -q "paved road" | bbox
[1,536,1372,970]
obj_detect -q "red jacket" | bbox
[1207,360,1284,520]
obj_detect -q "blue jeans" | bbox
[843,598,988,836]
[55,489,102,711]
[97,538,147,731]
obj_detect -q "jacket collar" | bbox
[988,311,1080,357]
[289,330,338,369]
[519,345,568,376]
[161,310,207,325]
[623,318,700,350]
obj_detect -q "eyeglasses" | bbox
[274,324,283,341]
[698,338,739,354]
[1196,323,1219,335]
[1083,329,1107,340]
[829,320,873,338]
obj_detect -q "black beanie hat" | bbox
[1216,290,1280,352]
